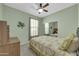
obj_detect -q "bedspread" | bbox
[29,36,76,56]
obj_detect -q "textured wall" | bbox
[43,4,78,37]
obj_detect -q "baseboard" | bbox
[20,41,29,46]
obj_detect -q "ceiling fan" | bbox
[37,3,49,14]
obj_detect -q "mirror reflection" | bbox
[45,21,58,37]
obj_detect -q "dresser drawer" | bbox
[0,44,9,56]
[9,42,20,56]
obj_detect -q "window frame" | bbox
[30,18,39,37]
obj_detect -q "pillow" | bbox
[66,33,75,39]
[59,33,75,51]
[67,37,79,52]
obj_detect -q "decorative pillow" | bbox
[59,33,75,51]
[67,37,79,52]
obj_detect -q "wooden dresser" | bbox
[8,37,20,56]
[0,21,20,56]
[0,37,20,56]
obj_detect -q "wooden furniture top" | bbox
[9,37,20,44]
[0,37,20,46]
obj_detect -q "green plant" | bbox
[17,21,25,29]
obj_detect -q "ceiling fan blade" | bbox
[40,3,42,8]
[43,9,48,12]
[43,3,49,8]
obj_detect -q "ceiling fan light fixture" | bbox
[38,8,43,13]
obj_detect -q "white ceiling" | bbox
[4,3,76,17]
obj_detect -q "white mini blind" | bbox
[30,18,38,36]
[45,23,49,34]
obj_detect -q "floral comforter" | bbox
[29,36,76,56]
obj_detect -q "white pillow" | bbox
[67,37,79,52]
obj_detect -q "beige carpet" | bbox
[20,44,36,56]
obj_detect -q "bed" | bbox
[29,36,77,56]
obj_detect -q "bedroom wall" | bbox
[77,4,79,29]
[43,4,78,37]
[0,4,3,20]
[38,18,45,35]
[0,4,44,45]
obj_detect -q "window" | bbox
[30,18,38,37]
[45,23,49,34]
